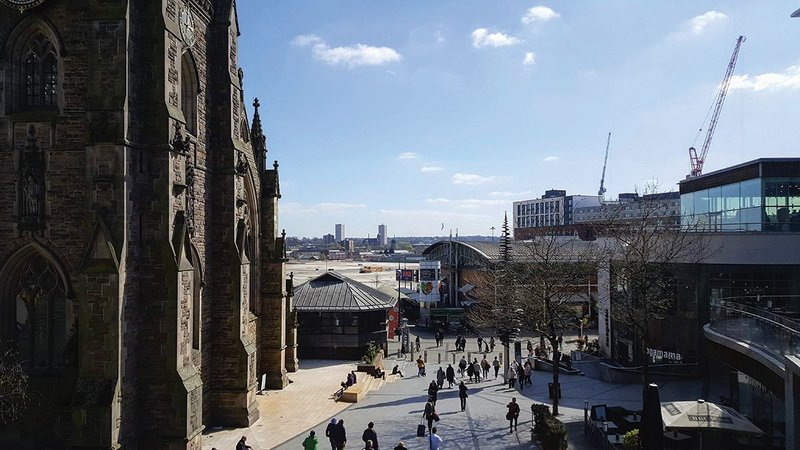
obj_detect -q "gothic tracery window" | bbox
[22,34,58,108]
[13,255,69,371]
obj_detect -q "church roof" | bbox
[293,271,397,312]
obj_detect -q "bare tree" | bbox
[469,221,601,416]
[0,342,33,425]
[604,187,710,391]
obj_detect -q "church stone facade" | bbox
[0,0,296,448]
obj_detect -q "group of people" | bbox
[433,330,445,347]
[476,336,495,353]
[299,418,411,450]
[342,370,358,388]
[505,359,533,389]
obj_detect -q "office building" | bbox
[335,223,345,241]
[378,224,388,246]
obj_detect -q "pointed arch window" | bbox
[22,34,59,108]
[181,53,198,135]
[10,254,71,371]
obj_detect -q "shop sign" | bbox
[647,347,683,363]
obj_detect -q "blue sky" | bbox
[237,1,800,239]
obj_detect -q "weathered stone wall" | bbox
[0,0,287,447]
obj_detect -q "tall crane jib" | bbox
[598,132,611,197]
[688,35,746,178]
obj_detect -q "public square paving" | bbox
[205,332,703,449]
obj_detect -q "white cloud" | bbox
[452,173,496,185]
[472,28,522,48]
[291,34,401,68]
[522,6,560,24]
[421,166,444,172]
[685,11,727,35]
[729,65,800,92]
[543,156,559,162]
[291,34,323,47]
[435,29,445,44]
[397,152,418,160]
[488,190,532,197]
[523,52,536,65]
[459,199,509,207]
[425,198,450,204]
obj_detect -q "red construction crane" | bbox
[688,35,745,178]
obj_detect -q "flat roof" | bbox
[679,158,800,194]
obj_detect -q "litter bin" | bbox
[548,382,561,400]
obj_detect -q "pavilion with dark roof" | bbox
[293,271,396,359]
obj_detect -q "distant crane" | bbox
[688,35,746,178]
[598,132,611,197]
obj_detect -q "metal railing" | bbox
[709,296,800,361]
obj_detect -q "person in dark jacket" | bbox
[506,397,521,433]
[361,422,379,449]
[445,364,455,388]
[236,436,252,450]
[393,442,407,450]
[325,418,337,450]
[427,380,439,405]
[332,419,347,450]
[423,401,437,433]
[458,381,469,411]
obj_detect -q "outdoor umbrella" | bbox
[640,383,663,450]
[661,399,763,449]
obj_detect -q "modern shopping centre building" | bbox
[423,158,800,449]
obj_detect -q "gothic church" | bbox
[0,0,296,448]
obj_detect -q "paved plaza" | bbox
[205,331,703,449]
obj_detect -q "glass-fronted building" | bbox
[680,158,800,232]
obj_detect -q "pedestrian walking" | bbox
[333,419,347,450]
[472,359,481,382]
[458,381,468,411]
[325,418,337,450]
[422,401,438,433]
[506,397,520,432]
[489,336,495,352]
[445,364,455,388]
[393,442,407,450]
[361,421,379,449]
[427,379,439,405]
[477,336,483,352]
[436,366,445,389]
[430,427,443,450]
[236,436,252,450]
[507,365,517,389]
[493,356,500,379]
[417,356,426,377]
[523,360,533,386]
[481,356,490,380]
[466,360,474,382]
[458,356,467,377]
[415,335,421,352]
[460,336,467,352]
[454,335,461,351]
[303,430,319,450]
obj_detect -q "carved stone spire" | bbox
[251,98,267,173]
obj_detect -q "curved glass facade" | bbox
[681,178,800,232]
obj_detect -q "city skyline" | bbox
[238,1,800,238]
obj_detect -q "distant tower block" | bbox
[335,223,345,242]
[378,224,388,246]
